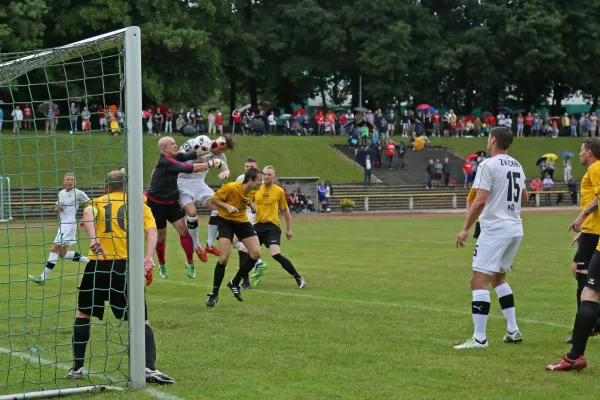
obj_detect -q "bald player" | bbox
[144,137,224,280]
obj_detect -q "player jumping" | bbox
[29,173,90,285]
[177,135,234,277]
[145,137,223,280]
[455,127,526,349]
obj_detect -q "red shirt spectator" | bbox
[530,177,543,192]
[166,111,174,121]
[232,110,242,123]
[486,115,495,127]
[316,115,324,125]
[463,162,473,174]
[340,114,347,126]
[216,113,223,125]
[525,114,533,126]
[98,106,105,119]
[386,143,395,156]
[23,106,31,118]
[434,114,440,123]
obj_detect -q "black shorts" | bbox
[573,233,600,270]
[146,197,185,230]
[473,221,481,239]
[216,216,256,242]
[586,251,600,291]
[78,260,148,321]
[254,223,281,248]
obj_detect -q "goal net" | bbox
[0,27,145,398]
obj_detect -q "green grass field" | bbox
[434,137,584,180]
[0,132,360,187]
[4,211,600,399]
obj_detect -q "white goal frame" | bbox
[0,177,11,222]
[0,26,145,398]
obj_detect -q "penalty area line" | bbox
[161,279,571,329]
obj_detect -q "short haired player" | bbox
[205,168,264,307]
[234,157,267,289]
[176,135,234,279]
[455,127,527,349]
[546,138,600,372]
[29,173,90,285]
[247,165,305,288]
[145,137,223,280]
[67,170,173,384]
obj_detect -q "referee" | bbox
[67,170,174,384]
[565,138,600,343]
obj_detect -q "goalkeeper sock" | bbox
[156,242,166,265]
[186,216,200,248]
[42,252,59,279]
[179,234,194,264]
[145,324,156,371]
[207,211,219,247]
[63,251,88,263]
[73,317,90,370]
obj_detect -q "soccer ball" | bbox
[196,135,213,152]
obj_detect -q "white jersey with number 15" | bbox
[473,154,525,238]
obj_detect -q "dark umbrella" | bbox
[536,157,547,166]
[181,124,197,137]
[356,150,377,166]
[207,107,218,112]
[513,109,526,114]
[37,102,58,114]
[353,106,368,113]
[497,106,509,111]
[480,111,492,117]
[476,150,487,156]
[330,106,346,112]
[294,114,309,122]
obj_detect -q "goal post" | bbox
[0,26,144,398]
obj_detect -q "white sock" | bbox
[233,242,242,251]
[495,283,519,333]
[63,250,89,263]
[472,289,490,343]
[42,252,59,279]
[207,210,218,247]
[186,215,200,248]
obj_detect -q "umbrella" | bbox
[207,107,218,112]
[560,151,574,158]
[353,106,368,113]
[293,108,307,117]
[37,102,58,114]
[542,153,558,160]
[294,114,309,122]
[463,115,475,123]
[181,124,197,137]
[513,109,526,114]
[481,111,492,117]
[550,116,561,123]
[414,136,425,151]
[355,150,377,166]
[153,105,167,114]
[476,150,487,157]
[497,106,509,111]
[330,106,345,112]
[416,104,432,110]
[281,114,292,120]
[465,153,479,161]
[536,157,547,166]
[142,110,150,119]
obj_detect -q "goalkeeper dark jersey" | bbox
[144,152,196,204]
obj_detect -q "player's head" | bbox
[158,136,178,157]
[262,165,276,185]
[105,170,125,193]
[63,173,75,189]
[211,135,235,153]
[488,126,513,152]
[243,167,263,190]
[580,138,600,166]
[244,157,258,172]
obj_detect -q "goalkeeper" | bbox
[68,170,174,384]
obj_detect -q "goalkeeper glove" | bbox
[208,159,222,168]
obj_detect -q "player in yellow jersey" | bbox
[547,138,600,371]
[67,170,174,384]
[205,167,263,307]
[246,165,305,288]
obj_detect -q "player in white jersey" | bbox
[454,127,527,349]
[233,158,267,289]
[29,173,90,285]
[173,135,234,279]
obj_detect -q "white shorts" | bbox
[472,234,522,275]
[53,224,78,247]
[178,178,214,208]
[246,208,256,225]
[100,118,107,126]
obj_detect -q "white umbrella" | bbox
[281,114,292,120]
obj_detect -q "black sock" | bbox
[576,273,587,311]
[273,254,300,279]
[73,317,90,370]
[212,262,226,295]
[239,252,251,285]
[232,255,257,286]
[568,301,600,359]
[71,252,81,262]
[145,324,156,371]
[45,261,56,270]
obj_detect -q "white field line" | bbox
[159,279,571,329]
[0,347,184,400]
